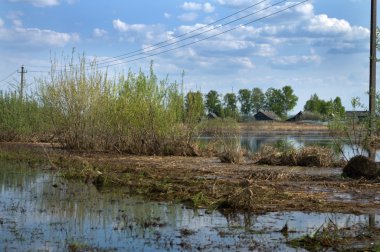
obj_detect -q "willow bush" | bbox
[0,91,47,141]
[38,56,195,155]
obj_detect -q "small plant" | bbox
[200,118,246,164]
[329,97,371,161]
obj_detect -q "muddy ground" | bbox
[0,142,379,216]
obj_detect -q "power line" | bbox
[97,0,310,69]
[17,65,27,99]
[0,71,17,84]
[22,0,273,71]
[19,0,309,73]
[95,0,271,65]
[96,0,289,67]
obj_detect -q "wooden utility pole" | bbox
[369,0,377,138]
[17,65,27,99]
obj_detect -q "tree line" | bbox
[185,87,345,121]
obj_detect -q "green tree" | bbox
[251,87,265,114]
[223,92,239,119]
[205,90,223,117]
[185,91,204,123]
[238,89,252,115]
[304,94,321,113]
[265,88,284,118]
[332,97,345,118]
[281,85,298,117]
[304,94,345,118]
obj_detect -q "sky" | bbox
[0,0,376,113]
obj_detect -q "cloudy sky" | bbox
[0,0,375,112]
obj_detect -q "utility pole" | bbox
[17,65,27,99]
[369,0,377,138]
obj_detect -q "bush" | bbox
[37,55,197,155]
[343,155,380,179]
[0,91,48,141]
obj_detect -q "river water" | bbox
[0,160,379,251]
[198,133,380,161]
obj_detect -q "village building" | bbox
[254,111,280,121]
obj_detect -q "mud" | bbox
[1,142,379,215]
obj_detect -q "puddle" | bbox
[0,160,379,251]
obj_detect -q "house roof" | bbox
[345,111,369,118]
[287,111,321,121]
[254,111,280,120]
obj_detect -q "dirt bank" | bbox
[0,142,379,215]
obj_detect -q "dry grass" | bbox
[254,146,345,168]
[2,142,380,214]
[239,121,328,133]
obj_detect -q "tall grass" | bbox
[0,91,47,141]
[37,55,195,155]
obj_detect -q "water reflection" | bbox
[0,161,379,251]
[198,133,380,161]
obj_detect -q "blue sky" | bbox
[0,0,376,113]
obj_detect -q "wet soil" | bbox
[1,142,379,216]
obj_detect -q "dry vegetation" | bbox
[239,121,329,134]
[254,145,345,168]
[1,142,380,215]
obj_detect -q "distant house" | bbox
[207,112,219,119]
[345,111,369,122]
[287,111,303,122]
[287,111,322,122]
[254,111,280,121]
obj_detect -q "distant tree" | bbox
[185,91,205,123]
[223,93,239,119]
[251,87,265,114]
[304,94,345,118]
[265,88,285,118]
[281,86,298,116]
[238,89,252,115]
[331,97,345,118]
[205,90,223,117]
[304,94,321,113]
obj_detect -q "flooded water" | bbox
[0,160,379,251]
[198,133,380,161]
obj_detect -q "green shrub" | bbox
[37,55,195,155]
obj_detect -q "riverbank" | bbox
[238,121,329,134]
[1,142,379,215]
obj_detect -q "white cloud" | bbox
[306,14,352,35]
[164,12,171,19]
[182,2,215,13]
[112,19,169,43]
[0,19,4,28]
[0,24,79,47]
[93,28,107,38]
[217,0,252,7]
[182,2,202,11]
[203,3,215,13]
[12,19,23,27]
[178,12,198,22]
[8,0,60,7]
[270,54,321,69]
[113,19,147,33]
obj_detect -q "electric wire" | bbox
[17,0,309,73]
[97,0,310,69]
[0,71,17,84]
[95,0,270,65]
[96,0,289,67]
[22,0,272,70]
